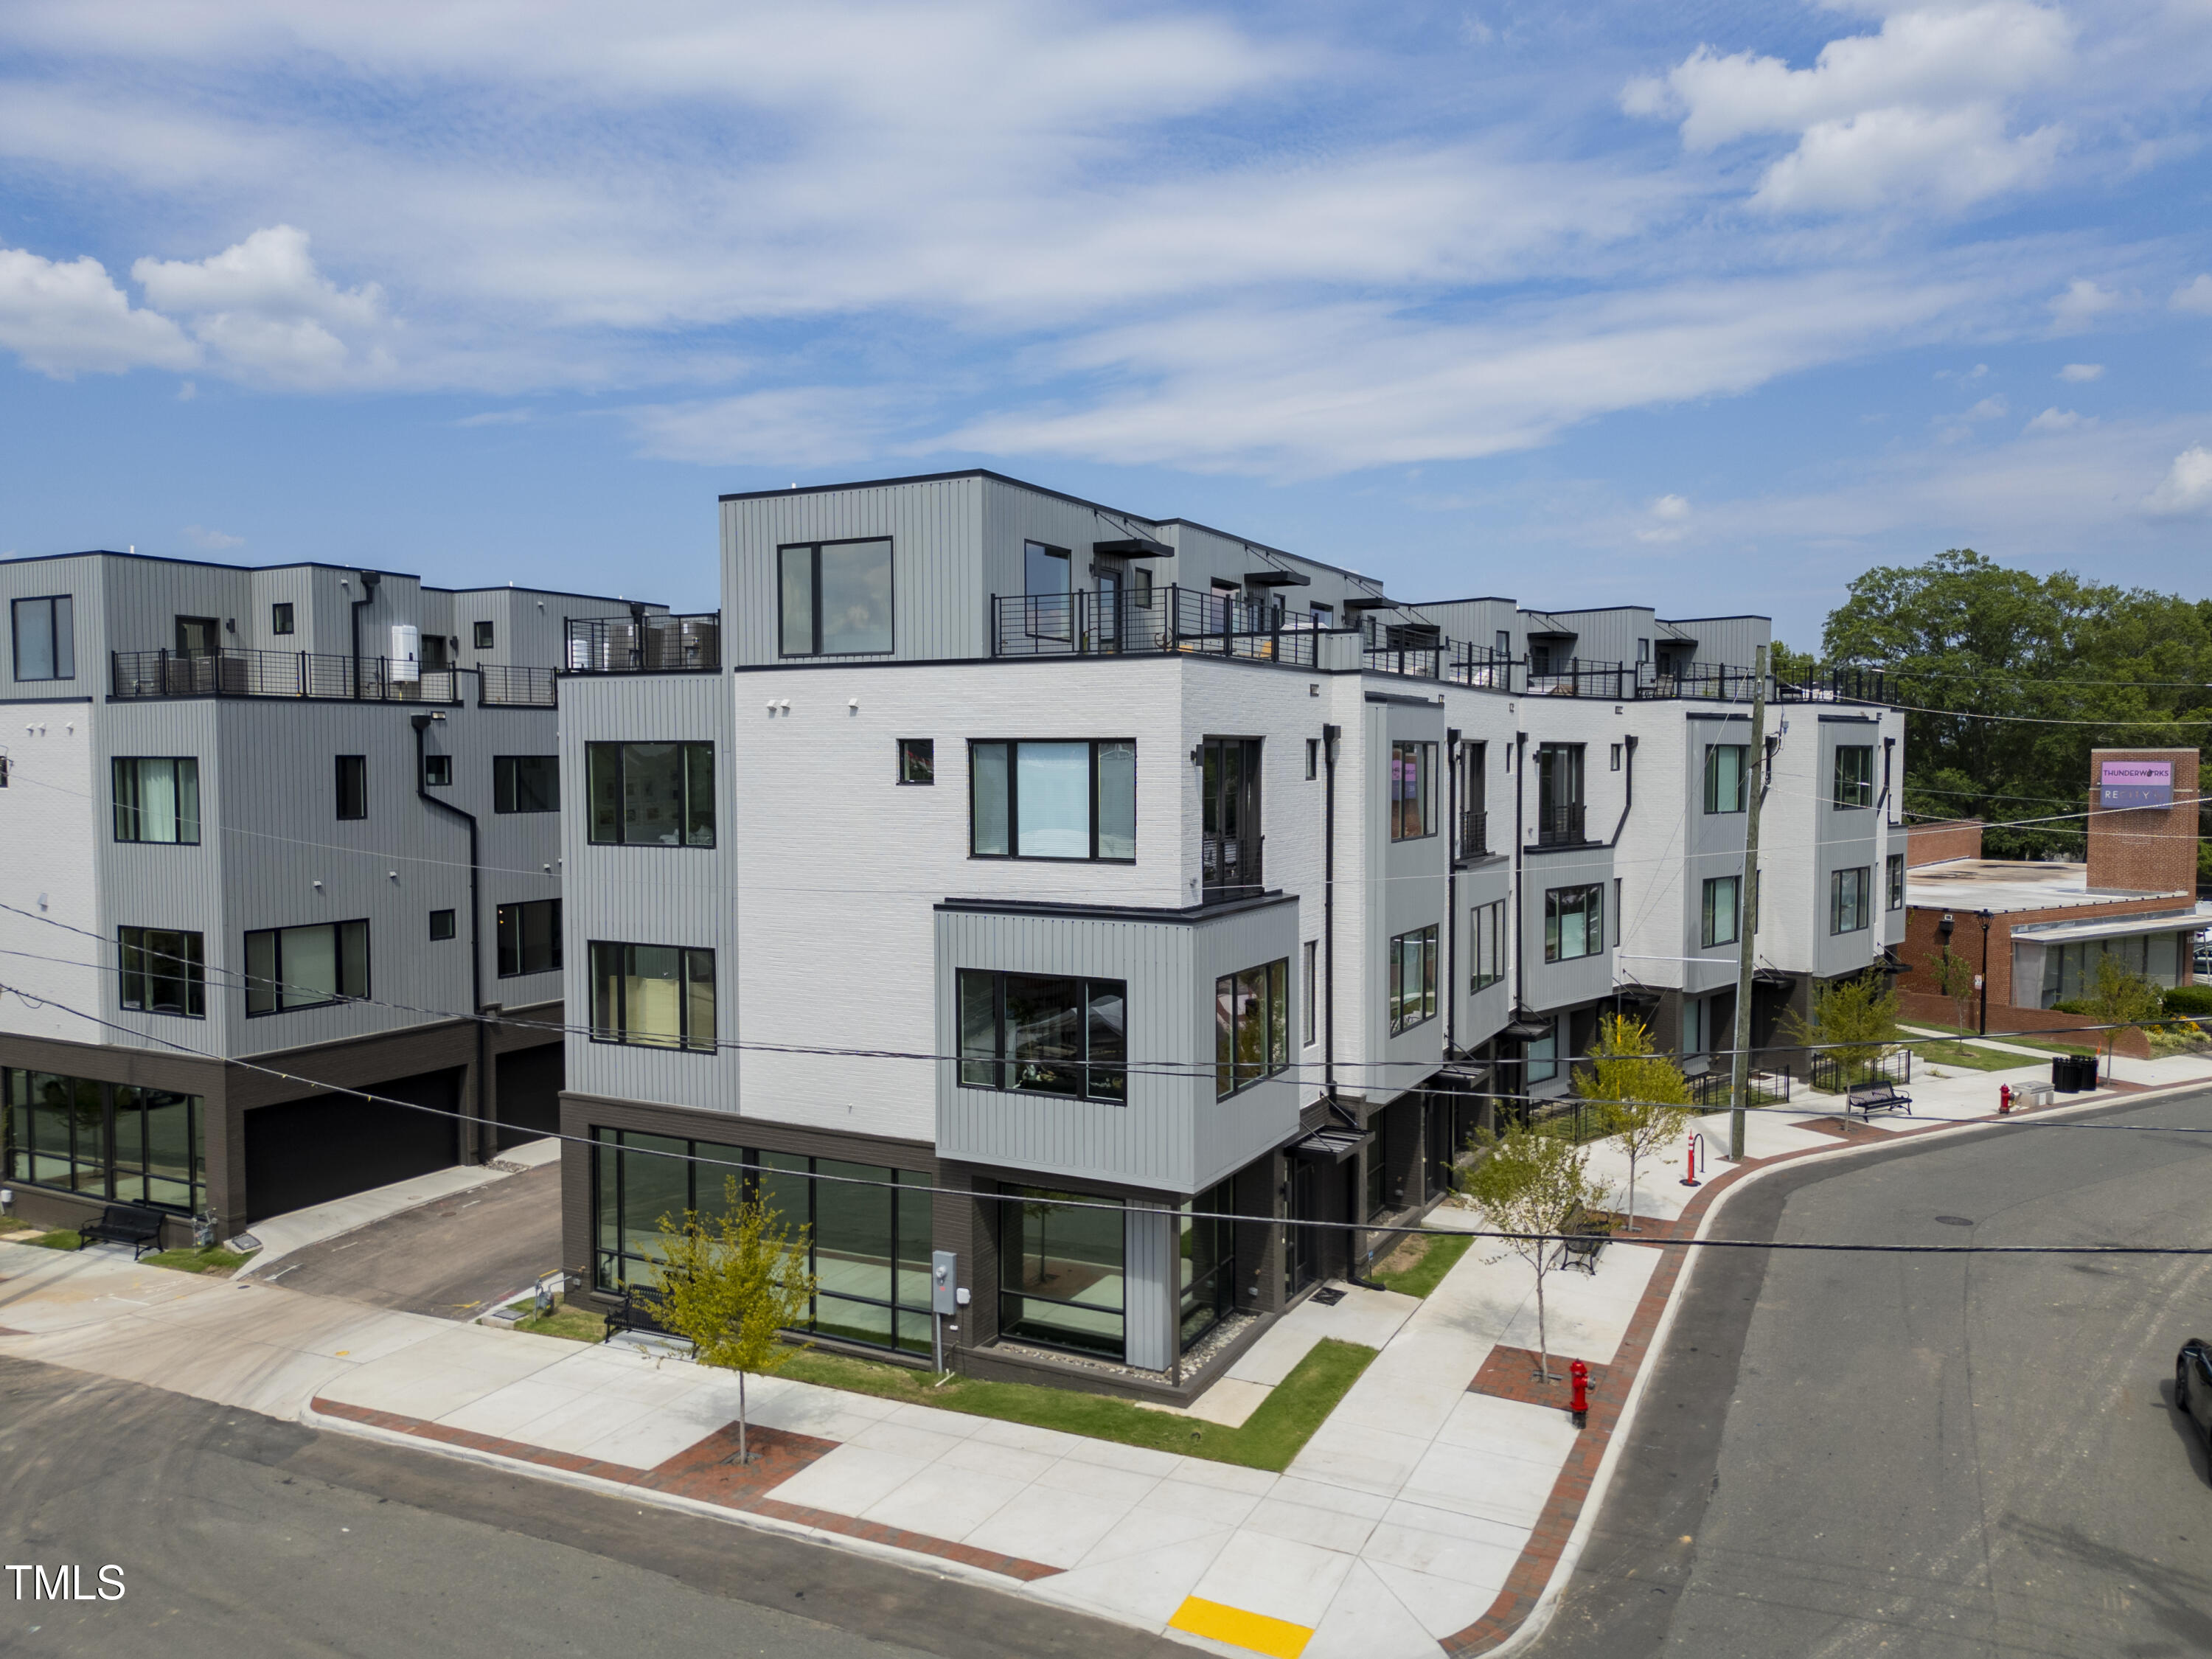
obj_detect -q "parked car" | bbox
[2176,1339,2212,1453]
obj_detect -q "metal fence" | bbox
[564,614,720,673]
[1807,1047,1912,1093]
[1688,1068,1795,1107]
[111,648,462,704]
[990,587,1322,667]
[478,664,557,707]
[1458,809,1489,860]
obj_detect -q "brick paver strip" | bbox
[1438,1092,2136,1656]
[309,1395,1063,1581]
[1469,1346,1613,1412]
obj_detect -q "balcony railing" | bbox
[478,664,557,708]
[1533,803,1586,846]
[1458,808,1489,860]
[565,613,720,674]
[1447,644,1517,691]
[111,648,462,704]
[991,587,1321,667]
[1201,832,1262,898]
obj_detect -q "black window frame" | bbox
[429,908,456,941]
[11,594,74,681]
[1703,744,1747,814]
[1701,874,1741,948]
[270,602,295,636]
[335,754,367,821]
[493,754,560,814]
[588,940,717,1052]
[777,538,895,658]
[957,970,1127,1102]
[422,753,453,788]
[1470,898,1506,990]
[1214,957,1290,1099]
[4,1067,207,1214]
[1831,866,1871,934]
[473,620,495,650]
[117,925,206,1018]
[968,738,1137,863]
[897,738,935,785]
[585,741,716,848]
[496,898,562,977]
[244,919,371,1016]
[1543,883,1605,963]
[111,757,201,845]
[1832,745,1875,810]
[1887,852,1905,911]
[1390,740,1436,841]
[1388,924,1439,1034]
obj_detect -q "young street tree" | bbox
[1782,970,1902,1088]
[647,1176,818,1466]
[1928,945,1978,1034]
[1574,1014,1695,1233]
[1460,1120,1605,1383]
[2081,954,2163,1082]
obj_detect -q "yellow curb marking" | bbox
[1169,1595,1313,1658]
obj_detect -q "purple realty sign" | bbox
[2099,759,2173,809]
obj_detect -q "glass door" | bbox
[1096,568,1121,652]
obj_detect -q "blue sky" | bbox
[1,0,2208,647]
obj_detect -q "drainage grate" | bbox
[1310,1286,1346,1306]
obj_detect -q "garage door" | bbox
[243,1068,462,1222]
[493,1044,563,1151]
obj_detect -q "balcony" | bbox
[1534,803,1586,846]
[111,648,462,705]
[991,587,1321,667]
[1458,808,1490,860]
[1201,831,1263,900]
[477,664,557,708]
[565,613,720,674]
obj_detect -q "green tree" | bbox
[1781,971,1901,1085]
[1574,1014,1695,1233]
[646,1178,818,1465]
[1460,1121,1605,1382]
[1927,945,1978,1034]
[1769,639,1818,684]
[2081,953,2163,1083]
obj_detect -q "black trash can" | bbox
[2053,1054,2085,1093]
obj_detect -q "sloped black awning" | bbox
[1290,1127,1370,1163]
[1246,569,1312,587]
[1503,1015,1551,1039]
[1753,967,1796,987]
[1093,537,1171,558]
[1344,596,1401,611]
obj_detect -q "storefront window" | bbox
[1,1069,204,1211]
[1000,1186,1125,1359]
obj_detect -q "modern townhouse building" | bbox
[557,468,1908,1402]
[0,549,659,1242]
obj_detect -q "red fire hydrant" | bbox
[1998,1084,2011,1115]
[1569,1359,1590,1429]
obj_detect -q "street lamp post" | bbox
[1978,910,1992,1036]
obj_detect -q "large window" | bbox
[1524,1023,1559,1084]
[590,1132,935,1354]
[1833,745,1875,809]
[779,538,893,656]
[970,740,1135,861]
[1216,958,1290,1099]
[335,754,367,821]
[11,595,74,681]
[119,927,205,1018]
[1391,741,1436,840]
[1887,853,1905,911]
[1001,1186,1125,1360]
[590,942,716,1051]
[959,970,1126,1101]
[1536,743,1585,842]
[1302,939,1318,1045]
[112,757,201,844]
[1703,744,1747,814]
[497,899,561,977]
[586,742,714,846]
[1388,925,1439,1034]
[1701,876,1741,948]
[3,1070,205,1212]
[1470,899,1505,990]
[1830,866,1871,934]
[1180,1179,1237,1350]
[2034,931,2194,1006]
[1545,884,1604,962]
[494,755,559,814]
[246,919,369,1015]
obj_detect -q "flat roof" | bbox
[0,549,653,607]
[2011,903,2212,943]
[1904,858,2189,914]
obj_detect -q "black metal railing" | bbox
[990,586,1322,667]
[1447,644,1518,690]
[111,648,462,704]
[478,664,557,708]
[1201,832,1262,897]
[1688,1067,1795,1108]
[1533,803,1586,846]
[1776,667,1887,706]
[1458,808,1489,860]
[1808,1047,1911,1093]
[565,613,720,674]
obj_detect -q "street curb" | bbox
[1465,1073,2212,1658]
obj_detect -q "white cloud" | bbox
[1754,105,2063,214]
[1966,394,2009,420]
[2048,278,2120,332]
[133,226,389,388]
[623,386,906,467]
[456,408,531,428]
[0,243,198,377]
[2143,445,2212,517]
[2174,275,2212,316]
[175,378,195,400]
[1652,493,1691,520]
[2057,362,2102,380]
[182,524,243,549]
[2023,406,2086,432]
[1635,493,1692,542]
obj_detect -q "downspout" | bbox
[413,713,486,1166]
[1444,728,1460,1057]
[1322,723,1340,1102]
[1512,731,1528,1012]
[349,570,382,699]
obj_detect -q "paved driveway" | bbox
[265,1160,563,1319]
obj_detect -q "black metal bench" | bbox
[602,1285,681,1343]
[1556,1208,1613,1276]
[1846,1082,1912,1119]
[78,1205,164,1259]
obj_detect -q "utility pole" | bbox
[1729,643,1769,1162]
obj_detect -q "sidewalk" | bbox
[7,1063,2211,1659]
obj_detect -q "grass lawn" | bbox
[515,1301,609,1343]
[1904,1021,2094,1057]
[1373,1232,1474,1299]
[145,1244,256,1276]
[778,1337,1377,1472]
[1911,1039,2035,1074]
[24,1229,81,1251]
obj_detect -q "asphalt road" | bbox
[0,1356,1184,1659]
[267,1161,563,1318]
[1527,1088,2212,1659]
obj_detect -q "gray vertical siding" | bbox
[1122,1205,1176,1371]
